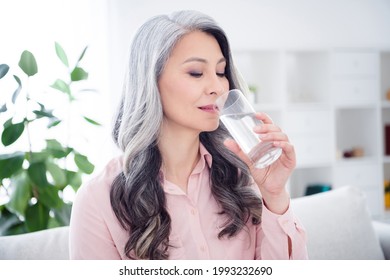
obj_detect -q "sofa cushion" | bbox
[0,226,69,260]
[372,221,390,260]
[0,186,385,260]
[291,185,384,260]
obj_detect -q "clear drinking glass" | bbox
[216,89,282,168]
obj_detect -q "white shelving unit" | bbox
[233,48,390,220]
[381,51,390,221]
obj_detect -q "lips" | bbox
[198,104,218,113]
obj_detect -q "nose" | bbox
[206,74,227,96]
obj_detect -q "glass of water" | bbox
[216,89,282,168]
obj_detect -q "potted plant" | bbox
[0,42,100,235]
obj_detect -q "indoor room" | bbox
[0,0,390,267]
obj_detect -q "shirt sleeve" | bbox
[255,203,308,260]
[69,174,122,260]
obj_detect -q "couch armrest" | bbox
[0,226,69,260]
[372,221,390,260]
[291,186,385,259]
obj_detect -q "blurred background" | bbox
[1,0,390,234]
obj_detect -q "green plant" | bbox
[0,43,99,235]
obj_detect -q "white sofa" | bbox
[0,185,389,260]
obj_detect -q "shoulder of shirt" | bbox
[71,157,124,237]
[75,156,123,202]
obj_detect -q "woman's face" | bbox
[158,31,229,134]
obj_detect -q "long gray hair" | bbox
[110,10,262,260]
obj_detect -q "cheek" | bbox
[159,87,196,122]
[223,79,230,92]
[160,79,198,111]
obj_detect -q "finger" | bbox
[254,112,274,124]
[273,141,296,167]
[253,124,281,134]
[259,132,289,142]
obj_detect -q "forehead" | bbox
[169,30,224,61]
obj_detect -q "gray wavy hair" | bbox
[111,10,262,260]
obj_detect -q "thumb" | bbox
[223,139,252,167]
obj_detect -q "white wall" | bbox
[1,0,389,171]
[106,0,390,111]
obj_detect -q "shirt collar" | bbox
[160,142,213,195]
[159,142,212,177]
[192,142,212,174]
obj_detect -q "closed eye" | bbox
[216,72,226,77]
[189,72,203,78]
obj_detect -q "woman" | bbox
[69,10,308,260]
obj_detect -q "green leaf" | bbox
[47,118,61,128]
[3,118,13,128]
[12,75,22,103]
[26,151,50,163]
[0,103,6,113]
[1,121,25,146]
[70,66,88,81]
[25,202,49,232]
[33,103,54,118]
[45,139,72,158]
[18,50,38,77]
[12,85,22,104]
[27,161,48,187]
[13,75,21,86]
[66,170,82,190]
[33,109,54,118]
[77,45,88,63]
[55,42,69,67]
[38,185,61,208]
[0,209,24,235]
[46,162,66,187]
[74,153,94,174]
[53,202,72,226]
[0,152,25,180]
[0,64,9,79]
[51,79,70,95]
[83,116,101,126]
[47,216,61,229]
[6,173,31,218]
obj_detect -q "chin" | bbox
[200,122,220,132]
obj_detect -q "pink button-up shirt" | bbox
[69,144,308,259]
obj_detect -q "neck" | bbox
[158,122,201,192]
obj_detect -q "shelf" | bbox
[235,48,385,218]
[295,161,333,169]
[285,102,332,110]
[383,156,390,164]
[382,101,390,108]
[233,50,283,105]
[335,157,379,165]
[253,103,283,111]
[380,52,390,103]
[335,104,377,110]
[376,209,390,224]
[336,108,379,159]
[286,51,330,104]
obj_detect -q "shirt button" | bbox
[200,245,206,252]
[281,220,289,227]
[190,208,196,215]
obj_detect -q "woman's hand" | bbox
[223,112,296,214]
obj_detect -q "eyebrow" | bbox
[182,57,226,64]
